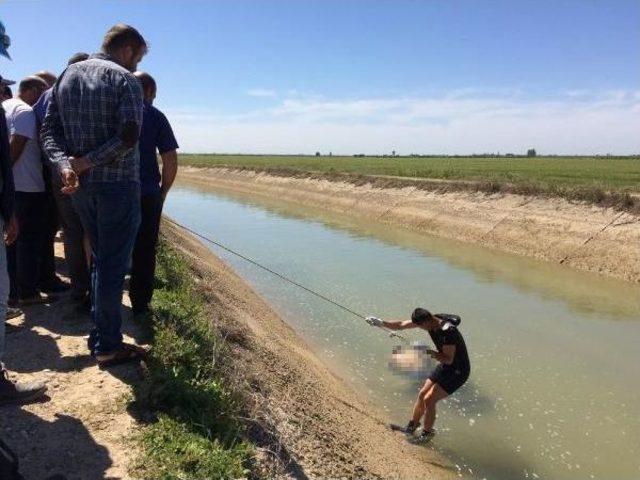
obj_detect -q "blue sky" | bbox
[2,0,639,154]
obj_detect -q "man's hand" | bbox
[60,167,79,195]
[69,156,92,175]
[4,215,18,245]
[365,316,384,327]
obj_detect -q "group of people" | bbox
[0,22,179,405]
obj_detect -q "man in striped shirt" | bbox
[41,24,148,367]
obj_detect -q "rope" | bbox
[164,217,408,343]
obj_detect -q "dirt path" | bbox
[164,222,457,480]
[177,167,640,283]
[0,238,143,480]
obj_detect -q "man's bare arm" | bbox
[160,149,178,200]
[381,320,417,330]
[8,134,28,165]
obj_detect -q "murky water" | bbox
[165,182,640,480]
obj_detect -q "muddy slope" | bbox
[178,167,640,283]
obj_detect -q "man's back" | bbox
[45,54,143,184]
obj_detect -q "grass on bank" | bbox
[180,154,640,211]
[130,240,252,479]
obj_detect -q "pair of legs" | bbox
[411,378,449,431]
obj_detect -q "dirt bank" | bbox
[163,221,457,479]
[0,239,144,479]
[178,166,640,283]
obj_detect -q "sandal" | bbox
[96,343,149,369]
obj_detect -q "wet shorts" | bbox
[429,364,469,395]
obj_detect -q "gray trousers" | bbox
[0,216,9,360]
[51,171,90,298]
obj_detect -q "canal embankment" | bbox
[177,166,640,283]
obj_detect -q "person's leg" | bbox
[129,193,162,315]
[38,191,62,290]
[0,218,7,361]
[90,182,141,355]
[53,182,90,300]
[411,378,435,424]
[422,383,449,431]
[15,192,45,299]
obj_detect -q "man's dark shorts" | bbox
[429,364,470,395]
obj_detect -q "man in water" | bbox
[366,307,470,443]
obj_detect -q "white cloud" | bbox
[246,88,277,98]
[168,90,640,155]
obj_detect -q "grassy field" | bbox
[180,154,640,193]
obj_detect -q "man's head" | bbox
[1,85,12,102]
[18,76,48,106]
[133,71,156,103]
[411,307,439,330]
[33,70,57,88]
[67,52,89,66]
[101,23,147,72]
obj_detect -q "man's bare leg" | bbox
[411,379,435,424]
[422,383,448,431]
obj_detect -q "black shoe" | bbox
[405,420,419,435]
[0,367,47,406]
[40,277,71,294]
[415,428,436,444]
[5,307,23,320]
[19,292,59,306]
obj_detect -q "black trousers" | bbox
[38,190,59,287]
[8,192,47,299]
[129,192,163,314]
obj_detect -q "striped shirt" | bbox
[41,53,143,183]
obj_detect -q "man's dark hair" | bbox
[2,85,11,98]
[411,307,433,324]
[18,76,48,94]
[134,71,156,95]
[101,23,147,56]
[67,52,89,65]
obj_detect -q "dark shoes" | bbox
[17,292,59,306]
[0,367,47,406]
[39,277,71,295]
[96,343,148,370]
[5,307,23,320]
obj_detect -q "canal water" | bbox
[164,181,640,480]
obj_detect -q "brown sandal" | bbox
[96,343,149,369]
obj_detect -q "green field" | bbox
[180,154,640,193]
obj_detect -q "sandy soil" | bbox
[0,239,144,480]
[163,222,457,480]
[177,167,640,283]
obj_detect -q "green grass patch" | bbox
[180,154,640,195]
[131,241,252,479]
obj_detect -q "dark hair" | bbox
[18,76,48,94]
[134,71,156,95]
[2,85,11,98]
[411,307,433,324]
[67,52,89,65]
[101,23,147,56]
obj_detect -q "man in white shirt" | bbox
[3,76,53,305]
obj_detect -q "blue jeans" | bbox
[72,181,141,356]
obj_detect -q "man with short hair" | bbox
[3,76,55,305]
[32,70,70,296]
[129,71,178,317]
[0,75,12,102]
[42,24,148,367]
[0,20,47,405]
[34,54,91,310]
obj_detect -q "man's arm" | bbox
[381,320,417,330]
[41,86,71,172]
[429,344,456,365]
[77,72,143,172]
[8,134,27,165]
[0,105,16,229]
[160,149,177,200]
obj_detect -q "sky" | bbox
[1,0,639,155]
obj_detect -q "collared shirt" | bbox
[139,101,179,195]
[32,87,52,126]
[41,53,143,184]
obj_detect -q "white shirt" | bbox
[3,98,45,193]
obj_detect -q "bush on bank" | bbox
[131,240,252,479]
